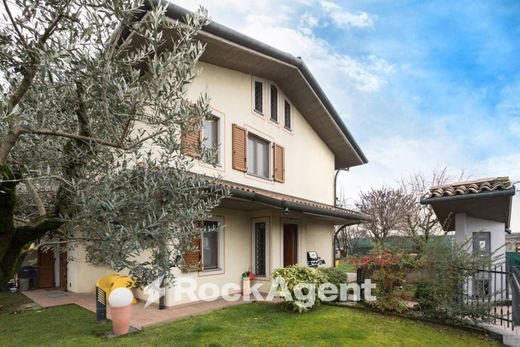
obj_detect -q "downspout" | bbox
[333,224,349,267]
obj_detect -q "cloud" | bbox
[320,1,375,28]
[174,0,392,93]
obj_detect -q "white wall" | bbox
[455,213,506,262]
[187,62,336,205]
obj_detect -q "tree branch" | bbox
[23,179,46,216]
[2,0,29,49]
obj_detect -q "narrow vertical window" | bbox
[203,220,220,270]
[202,115,220,165]
[253,219,268,277]
[270,85,278,122]
[284,99,291,130]
[254,81,263,114]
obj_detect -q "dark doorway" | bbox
[37,250,55,288]
[283,224,298,267]
[59,252,67,291]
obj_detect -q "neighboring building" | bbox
[36,2,369,306]
[506,233,520,252]
[421,177,516,299]
[421,177,516,263]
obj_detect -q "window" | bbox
[270,85,278,122]
[252,218,269,278]
[284,99,291,130]
[202,219,223,271]
[254,80,263,114]
[247,133,270,179]
[202,115,220,165]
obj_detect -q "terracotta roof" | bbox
[424,177,515,199]
[221,180,369,221]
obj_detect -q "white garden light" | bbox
[108,287,134,307]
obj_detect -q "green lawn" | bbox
[0,292,499,347]
[337,259,358,273]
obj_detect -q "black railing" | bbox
[461,263,513,330]
[511,266,520,326]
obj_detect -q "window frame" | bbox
[246,132,271,180]
[251,217,270,280]
[200,216,225,274]
[269,84,279,123]
[201,113,223,167]
[284,98,292,130]
[252,78,265,115]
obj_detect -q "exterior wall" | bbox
[67,245,116,293]
[455,213,506,262]
[455,213,507,299]
[187,62,336,205]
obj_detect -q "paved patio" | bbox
[21,289,246,330]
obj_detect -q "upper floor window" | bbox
[202,115,220,165]
[284,99,291,130]
[247,133,270,179]
[270,85,278,122]
[254,80,263,114]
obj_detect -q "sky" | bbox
[173,0,520,231]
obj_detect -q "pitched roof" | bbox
[423,177,515,200]
[421,177,516,231]
[221,180,370,223]
[123,0,368,169]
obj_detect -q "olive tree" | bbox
[0,0,227,285]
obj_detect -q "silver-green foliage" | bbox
[0,0,227,285]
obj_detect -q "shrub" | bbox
[318,267,349,302]
[272,265,328,313]
[413,237,496,324]
[349,251,414,313]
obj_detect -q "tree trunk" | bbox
[0,165,64,285]
[0,165,20,284]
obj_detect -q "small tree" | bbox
[355,187,414,248]
[0,0,227,286]
[336,224,367,257]
[401,168,466,248]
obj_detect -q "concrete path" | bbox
[21,289,245,330]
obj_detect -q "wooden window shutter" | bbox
[273,143,285,183]
[182,237,202,272]
[181,120,202,157]
[232,124,247,172]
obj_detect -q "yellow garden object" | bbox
[96,274,137,304]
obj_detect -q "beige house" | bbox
[40,2,369,307]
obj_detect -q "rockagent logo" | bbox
[143,276,377,308]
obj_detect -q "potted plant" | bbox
[241,271,255,296]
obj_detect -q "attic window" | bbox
[254,80,263,114]
[270,85,278,122]
[284,99,291,130]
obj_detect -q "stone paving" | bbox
[21,289,245,330]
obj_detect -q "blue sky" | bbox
[174,0,520,229]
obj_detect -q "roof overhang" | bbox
[225,187,368,225]
[122,0,368,169]
[420,189,516,231]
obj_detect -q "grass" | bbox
[0,292,499,347]
[0,290,32,315]
[337,259,358,273]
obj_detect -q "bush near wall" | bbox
[272,265,328,313]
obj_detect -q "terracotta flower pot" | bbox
[110,304,132,336]
[243,278,251,297]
